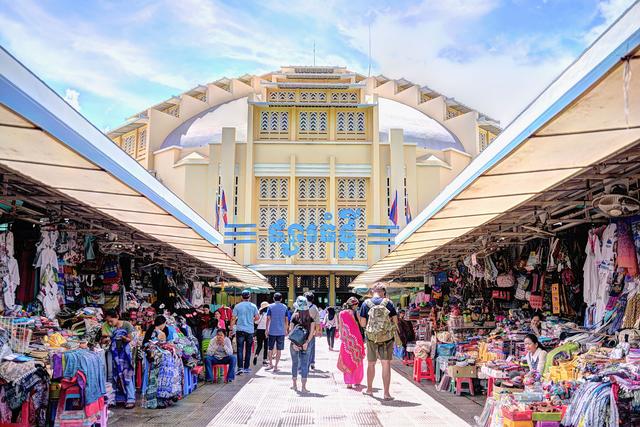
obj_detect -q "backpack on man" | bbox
[365,298,395,343]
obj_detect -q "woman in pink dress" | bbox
[337,297,365,389]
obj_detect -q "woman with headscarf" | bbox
[324,307,337,351]
[337,297,365,389]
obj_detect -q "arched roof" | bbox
[160,96,464,153]
[161,97,248,149]
[378,98,464,152]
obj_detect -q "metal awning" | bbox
[353,3,640,286]
[0,47,268,287]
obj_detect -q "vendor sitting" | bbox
[397,309,416,348]
[204,329,236,383]
[530,313,544,336]
[102,309,137,409]
[142,315,176,345]
[524,333,547,373]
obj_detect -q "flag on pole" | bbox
[220,190,228,226]
[214,194,220,230]
[389,190,398,226]
[405,196,412,224]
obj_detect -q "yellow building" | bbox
[108,66,500,306]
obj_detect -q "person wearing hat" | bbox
[265,292,289,372]
[253,301,270,366]
[232,290,259,374]
[289,296,316,393]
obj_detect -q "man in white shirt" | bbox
[204,329,237,383]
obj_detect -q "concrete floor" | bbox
[110,340,479,426]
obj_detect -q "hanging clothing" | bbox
[191,281,204,307]
[596,224,617,325]
[0,232,19,312]
[337,310,364,386]
[583,229,602,306]
[617,221,638,276]
[109,326,136,404]
[35,231,61,318]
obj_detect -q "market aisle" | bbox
[207,339,470,427]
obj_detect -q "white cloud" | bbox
[584,0,636,44]
[63,89,81,111]
[0,1,191,111]
[330,1,574,125]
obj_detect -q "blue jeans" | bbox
[236,331,253,370]
[291,344,310,379]
[308,336,316,367]
[204,355,236,382]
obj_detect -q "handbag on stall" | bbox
[529,294,544,310]
[496,272,515,288]
[515,275,529,300]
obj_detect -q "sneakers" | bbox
[236,369,244,376]
[244,368,252,374]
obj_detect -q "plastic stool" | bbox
[183,366,198,396]
[213,364,229,383]
[455,377,475,395]
[402,350,414,366]
[413,357,435,383]
[487,376,494,397]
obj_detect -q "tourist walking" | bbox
[304,292,321,370]
[324,307,337,351]
[265,292,289,372]
[359,283,398,400]
[253,301,269,366]
[289,296,316,393]
[337,297,364,389]
[231,290,259,374]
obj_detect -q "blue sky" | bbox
[0,0,636,131]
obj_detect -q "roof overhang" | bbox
[0,47,268,286]
[353,3,640,286]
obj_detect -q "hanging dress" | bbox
[583,229,601,307]
[36,231,61,319]
[596,224,617,325]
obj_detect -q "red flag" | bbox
[221,190,228,226]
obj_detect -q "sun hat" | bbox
[260,301,269,309]
[294,296,309,311]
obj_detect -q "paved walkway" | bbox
[111,339,473,426]
[207,340,470,427]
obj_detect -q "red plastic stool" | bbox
[213,364,229,383]
[486,377,494,397]
[455,377,475,395]
[402,349,414,366]
[413,357,435,383]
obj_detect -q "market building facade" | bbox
[108,66,501,306]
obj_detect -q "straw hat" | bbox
[260,301,269,309]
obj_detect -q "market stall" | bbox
[0,46,270,425]
[351,4,640,426]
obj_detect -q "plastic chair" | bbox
[455,377,475,396]
[213,364,229,383]
[413,357,436,383]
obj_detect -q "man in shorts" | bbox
[359,283,398,400]
[265,292,289,372]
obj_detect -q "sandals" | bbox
[125,403,135,409]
